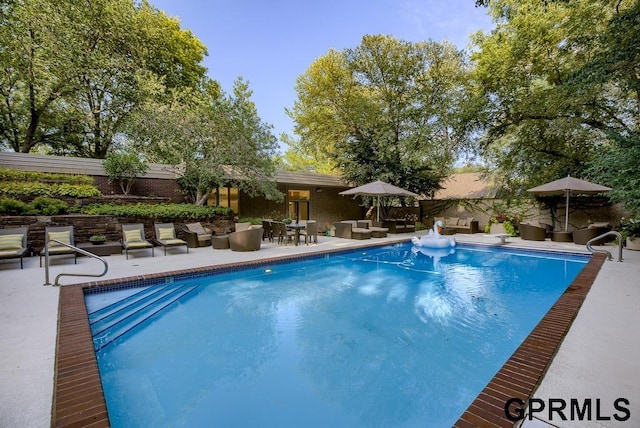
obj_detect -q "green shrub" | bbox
[0,197,33,215]
[80,203,233,219]
[0,181,101,198]
[0,168,94,185]
[238,217,263,225]
[29,196,69,215]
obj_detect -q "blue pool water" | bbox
[87,243,588,427]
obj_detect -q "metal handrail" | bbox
[586,231,623,262]
[44,239,109,286]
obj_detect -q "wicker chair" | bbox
[183,222,212,248]
[299,220,319,245]
[519,223,547,241]
[573,224,611,245]
[228,226,263,251]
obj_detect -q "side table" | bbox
[77,241,123,256]
[551,231,573,242]
[212,235,230,249]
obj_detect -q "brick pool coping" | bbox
[52,245,606,427]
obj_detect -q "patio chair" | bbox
[274,222,295,245]
[40,225,77,267]
[121,223,154,259]
[183,222,212,248]
[0,227,29,269]
[228,226,263,251]
[573,222,611,245]
[261,220,274,242]
[519,223,547,241]
[154,223,189,256]
[299,220,319,245]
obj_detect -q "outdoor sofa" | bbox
[334,221,372,240]
[356,220,389,238]
[434,217,479,234]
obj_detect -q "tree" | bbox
[128,78,281,205]
[102,151,149,195]
[469,0,638,196]
[0,0,208,157]
[287,35,471,198]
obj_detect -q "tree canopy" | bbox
[127,79,281,205]
[470,0,639,211]
[287,35,471,198]
[0,0,207,156]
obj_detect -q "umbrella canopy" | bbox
[527,175,612,231]
[339,180,419,221]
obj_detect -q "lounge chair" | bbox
[121,223,154,259]
[228,226,263,251]
[0,227,28,269]
[299,220,319,245]
[183,222,212,248]
[154,223,189,256]
[40,225,77,267]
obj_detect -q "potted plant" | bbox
[89,234,106,245]
[621,216,640,250]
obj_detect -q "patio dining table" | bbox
[286,223,306,246]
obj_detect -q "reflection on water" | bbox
[93,244,587,428]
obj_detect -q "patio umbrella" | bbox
[527,175,612,232]
[339,180,419,221]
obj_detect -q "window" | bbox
[207,186,239,212]
[288,189,310,221]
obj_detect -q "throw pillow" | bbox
[0,234,24,250]
[48,231,70,247]
[158,227,175,240]
[124,229,142,243]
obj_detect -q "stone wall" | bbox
[1,214,234,253]
[419,197,628,232]
[91,176,185,203]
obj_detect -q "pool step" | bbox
[91,283,199,351]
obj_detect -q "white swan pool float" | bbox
[411,220,456,248]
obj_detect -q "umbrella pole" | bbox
[377,196,380,222]
[565,190,569,232]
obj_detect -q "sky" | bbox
[149,0,495,150]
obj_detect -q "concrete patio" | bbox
[1,232,638,427]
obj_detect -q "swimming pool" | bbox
[87,243,588,427]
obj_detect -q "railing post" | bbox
[43,239,109,286]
